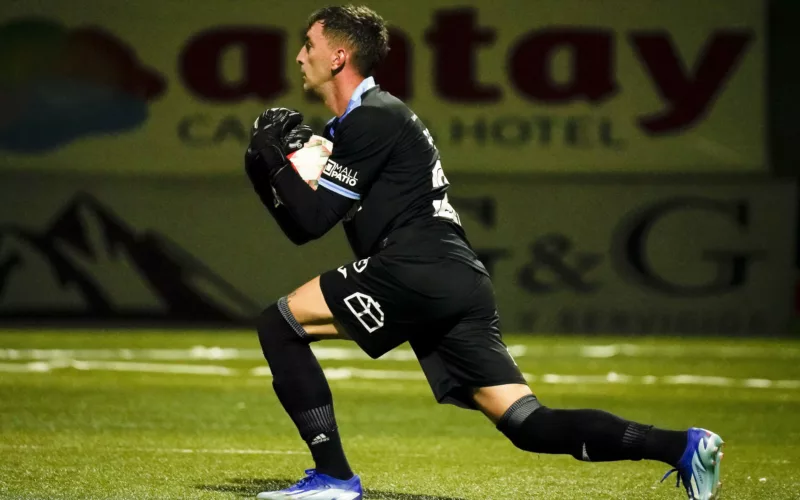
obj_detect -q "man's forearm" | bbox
[271,166,346,239]
[246,164,314,245]
[262,191,315,245]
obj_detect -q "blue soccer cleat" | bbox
[256,469,362,499]
[661,428,725,499]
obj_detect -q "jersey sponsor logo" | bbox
[344,292,384,333]
[322,159,359,187]
[337,266,348,279]
[323,158,338,174]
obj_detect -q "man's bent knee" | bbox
[473,384,534,423]
[259,275,348,348]
[256,302,312,360]
[495,394,552,453]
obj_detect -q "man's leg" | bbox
[256,276,354,480]
[256,253,412,500]
[473,384,724,498]
[473,384,687,464]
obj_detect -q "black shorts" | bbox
[319,253,526,409]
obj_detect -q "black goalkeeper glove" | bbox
[248,108,305,180]
[245,123,313,170]
[246,116,313,207]
[283,124,313,154]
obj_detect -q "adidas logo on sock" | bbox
[311,433,330,446]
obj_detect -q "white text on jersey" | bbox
[323,159,359,187]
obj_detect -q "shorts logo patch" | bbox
[353,258,369,273]
[344,292,384,333]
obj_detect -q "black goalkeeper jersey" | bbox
[262,78,486,275]
[318,83,483,271]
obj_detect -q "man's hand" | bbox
[245,124,312,207]
[245,123,313,175]
[249,108,304,179]
[283,124,313,156]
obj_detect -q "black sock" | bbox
[256,301,353,480]
[644,428,688,467]
[497,395,686,466]
[294,405,352,479]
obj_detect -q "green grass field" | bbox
[1,330,800,499]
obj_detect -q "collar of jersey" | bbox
[342,76,376,119]
[327,77,377,135]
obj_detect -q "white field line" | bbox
[1,444,426,457]
[1,360,798,390]
[575,344,800,359]
[250,366,427,380]
[0,359,233,375]
[1,343,799,361]
[0,346,415,362]
[0,444,307,455]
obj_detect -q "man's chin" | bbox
[302,84,324,101]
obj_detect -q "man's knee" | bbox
[496,394,553,452]
[256,300,312,357]
[496,395,588,460]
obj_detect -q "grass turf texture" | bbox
[1,330,799,499]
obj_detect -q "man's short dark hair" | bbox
[307,5,390,77]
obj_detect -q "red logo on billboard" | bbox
[177,8,752,135]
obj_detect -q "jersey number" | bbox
[432,161,461,225]
[415,114,462,226]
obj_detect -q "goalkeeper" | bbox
[244,5,724,500]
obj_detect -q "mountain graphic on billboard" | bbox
[0,193,260,324]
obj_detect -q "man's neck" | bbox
[320,74,365,117]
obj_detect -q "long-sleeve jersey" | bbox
[257,78,486,274]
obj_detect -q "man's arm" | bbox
[245,149,314,245]
[269,165,354,239]
[269,106,398,239]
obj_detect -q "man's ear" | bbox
[332,48,347,71]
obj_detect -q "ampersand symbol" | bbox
[517,233,602,294]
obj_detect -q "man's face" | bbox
[296,22,337,93]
